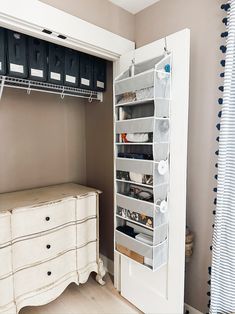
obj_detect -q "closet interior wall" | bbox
[85,61,114,260]
[0,89,87,193]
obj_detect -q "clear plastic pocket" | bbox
[155,71,171,99]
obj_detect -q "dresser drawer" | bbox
[0,246,12,278]
[14,250,77,299]
[77,218,97,247]
[0,275,14,308]
[77,241,97,271]
[0,212,11,245]
[13,224,76,271]
[12,197,76,239]
[76,193,97,221]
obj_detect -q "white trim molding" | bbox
[184,303,203,314]
[0,0,135,60]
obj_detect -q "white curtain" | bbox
[211,1,235,313]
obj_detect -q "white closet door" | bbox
[114,29,190,313]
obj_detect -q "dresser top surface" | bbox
[0,183,101,212]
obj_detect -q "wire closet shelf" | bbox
[0,76,103,102]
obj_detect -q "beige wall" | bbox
[135,0,224,312]
[0,89,87,193]
[40,0,135,41]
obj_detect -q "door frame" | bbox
[0,0,135,60]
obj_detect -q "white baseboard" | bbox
[100,254,114,276]
[184,303,203,314]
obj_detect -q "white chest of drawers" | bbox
[0,183,106,314]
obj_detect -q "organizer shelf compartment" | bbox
[114,53,172,272]
[115,230,168,271]
[116,117,155,134]
[116,158,169,186]
[116,193,168,228]
[115,69,155,97]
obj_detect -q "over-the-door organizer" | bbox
[114,54,171,271]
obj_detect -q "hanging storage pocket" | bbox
[93,57,106,91]
[79,53,93,90]
[48,43,64,85]
[64,49,79,87]
[115,230,168,270]
[7,30,28,78]
[0,28,6,75]
[28,37,47,81]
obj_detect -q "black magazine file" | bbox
[0,28,6,75]
[28,37,47,82]
[93,57,106,91]
[7,30,28,78]
[64,49,79,87]
[79,53,93,90]
[48,43,64,85]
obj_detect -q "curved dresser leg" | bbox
[96,258,106,285]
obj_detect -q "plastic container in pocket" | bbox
[79,53,93,90]
[64,49,79,87]
[48,43,64,85]
[7,30,28,78]
[28,37,47,81]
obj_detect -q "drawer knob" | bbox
[46,244,51,249]
[45,216,50,221]
[47,271,52,276]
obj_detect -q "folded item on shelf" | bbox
[135,233,153,245]
[117,92,136,104]
[118,152,153,160]
[129,184,153,202]
[129,172,153,185]
[116,225,137,238]
[116,244,144,264]
[125,133,149,143]
[116,206,153,228]
[116,170,130,181]
[129,172,143,183]
[119,107,132,120]
[136,87,154,100]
